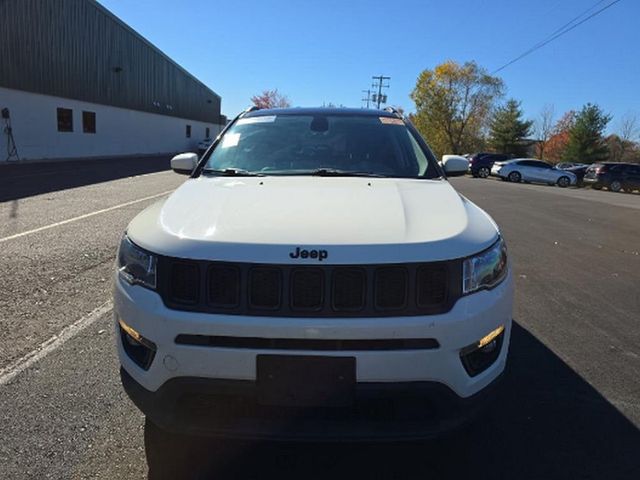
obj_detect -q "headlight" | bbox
[117,235,157,289]
[463,237,508,294]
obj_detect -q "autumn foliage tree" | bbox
[544,111,576,163]
[250,89,291,109]
[411,60,504,158]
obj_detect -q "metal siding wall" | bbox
[0,0,221,124]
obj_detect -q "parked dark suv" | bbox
[583,162,640,192]
[469,153,512,178]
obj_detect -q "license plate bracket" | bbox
[257,355,356,407]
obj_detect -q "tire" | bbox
[508,171,521,183]
[591,183,602,190]
[478,167,490,178]
[557,176,570,188]
[609,180,623,193]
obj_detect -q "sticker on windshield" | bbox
[221,132,240,148]
[236,115,277,125]
[379,117,404,125]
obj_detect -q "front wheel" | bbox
[478,167,490,178]
[557,176,570,188]
[508,171,521,183]
[609,180,623,193]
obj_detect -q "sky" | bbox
[97,0,639,133]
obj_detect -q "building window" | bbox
[83,111,96,133]
[205,127,210,138]
[57,108,73,132]
[186,125,191,138]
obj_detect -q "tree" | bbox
[250,89,291,109]
[563,103,611,163]
[488,99,533,156]
[535,104,555,160]
[619,112,638,142]
[609,112,639,161]
[410,60,504,157]
[545,111,576,163]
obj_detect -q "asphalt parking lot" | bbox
[1,162,639,479]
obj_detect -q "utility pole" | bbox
[361,89,372,109]
[371,75,390,109]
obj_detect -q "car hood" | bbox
[127,176,499,264]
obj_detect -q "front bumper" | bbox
[121,367,504,441]
[115,269,513,438]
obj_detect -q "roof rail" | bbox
[383,106,403,118]
[239,105,260,117]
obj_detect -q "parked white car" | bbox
[492,158,577,187]
[115,107,513,441]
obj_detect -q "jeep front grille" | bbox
[332,268,366,311]
[158,258,461,317]
[291,268,324,310]
[249,267,282,309]
[169,262,199,305]
[207,265,240,307]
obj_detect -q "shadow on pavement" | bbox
[0,155,178,202]
[145,322,640,479]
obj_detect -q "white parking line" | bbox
[0,190,173,243]
[0,301,113,386]
[5,167,172,182]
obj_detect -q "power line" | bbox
[541,0,607,43]
[493,0,622,74]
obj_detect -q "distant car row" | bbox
[464,152,640,193]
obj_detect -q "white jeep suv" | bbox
[115,107,513,440]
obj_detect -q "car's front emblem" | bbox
[289,247,328,262]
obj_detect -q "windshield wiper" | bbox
[202,168,264,177]
[308,168,387,177]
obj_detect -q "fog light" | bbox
[480,339,497,353]
[478,325,504,348]
[118,318,156,370]
[460,325,505,377]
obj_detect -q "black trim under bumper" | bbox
[121,368,503,441]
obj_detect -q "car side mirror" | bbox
[171,152,198,175]
[440,155,469,177]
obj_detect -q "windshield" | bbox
[202,114,439,178]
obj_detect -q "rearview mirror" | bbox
[171,152,198,175]
[440,155,469,177]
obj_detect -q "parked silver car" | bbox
[491,158,577,187]
[556,162,587,170]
